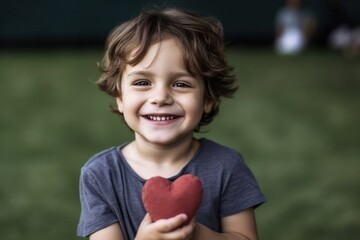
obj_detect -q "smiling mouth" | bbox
[145,115,178,121]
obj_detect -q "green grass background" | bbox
[0,48,359,239]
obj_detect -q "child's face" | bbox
[116,38,212,146]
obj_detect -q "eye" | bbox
[133,80,151,86]
[172,81,191,88]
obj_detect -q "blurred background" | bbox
[1,0,359,239]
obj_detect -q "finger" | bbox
[156,214,188,232]
[138,213,152,228]
[142,213,152,223]
[161,221,196,240]
[189,217,196,224]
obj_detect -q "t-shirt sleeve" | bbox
[220,154,266,217]
[77,167,118,237]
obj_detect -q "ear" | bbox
[116,97,123,113]
[203,98,214,114]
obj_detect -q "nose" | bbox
[149,84,174,106]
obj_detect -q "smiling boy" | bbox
[117,38,212,180]
[77,7,265,240]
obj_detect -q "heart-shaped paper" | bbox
[142,174,203,225]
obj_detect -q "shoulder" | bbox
[83,147,119,168]
[200,138,243,159]
[80,146,121,178]
[198,138,245,169]
[195,139,266,213]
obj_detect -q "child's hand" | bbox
[135,213,196,240]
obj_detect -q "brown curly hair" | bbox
[97,7,238,131]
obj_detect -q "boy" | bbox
[77,7,265,240]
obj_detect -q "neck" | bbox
[122,136,199,179]
[134,136,198,164]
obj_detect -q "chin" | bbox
[146,137,177,145]
[143,133,192,146]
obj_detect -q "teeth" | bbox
[147,115,175,121]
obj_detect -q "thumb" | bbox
[141,213,153,224]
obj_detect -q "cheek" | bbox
[181,95,205,116]
[122,97,140,112]
[118,93,132,111]
[121,97,140,126]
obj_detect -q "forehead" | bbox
[128,37,185,70]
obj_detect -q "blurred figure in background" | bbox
[275,0,317,54]
[327,0,360,57]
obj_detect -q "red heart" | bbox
[142,174,203,225]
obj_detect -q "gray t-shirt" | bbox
[77,138,265,239]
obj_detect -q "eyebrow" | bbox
[127,70,195,79]
[127,70,154,78]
